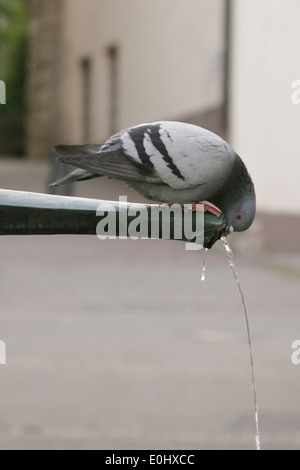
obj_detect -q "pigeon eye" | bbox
[237,213,243,220]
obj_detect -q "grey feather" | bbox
[52,143,103,156]
[54,149,162,184]
[50,169,98,187]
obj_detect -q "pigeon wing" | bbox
[52,146,162,184]
[121,122,237,194]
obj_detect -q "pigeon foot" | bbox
[165,202,222,218]
[192,202,222,218]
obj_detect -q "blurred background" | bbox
[0,0,300,450]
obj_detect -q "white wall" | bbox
[230,0,300,214]
[61,0,224,143]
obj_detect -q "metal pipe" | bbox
[0,189,227,248]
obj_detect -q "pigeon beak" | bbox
[224,225,234,236]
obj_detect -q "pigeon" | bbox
[51,121,256,234]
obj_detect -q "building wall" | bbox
[26,0,65,158]
[59,0,225,144]
[27,0,225,157]
[230,0,300,215]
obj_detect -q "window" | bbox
[107,45,119,135]
[81,57,92,142]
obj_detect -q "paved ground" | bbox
[0,158,299,450]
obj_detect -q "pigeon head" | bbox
[225,189,256,233]
[211,154,256,235]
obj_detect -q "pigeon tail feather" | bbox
[50,169,98,186]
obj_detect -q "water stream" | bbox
[221,236,261,450]
[201,248,209,281]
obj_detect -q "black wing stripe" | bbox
[149,125,185,181]
[127,126,155,171]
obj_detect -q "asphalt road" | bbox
[0,158,299,450]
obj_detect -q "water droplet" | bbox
[201,248,208,281]
[221,237,261,451]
